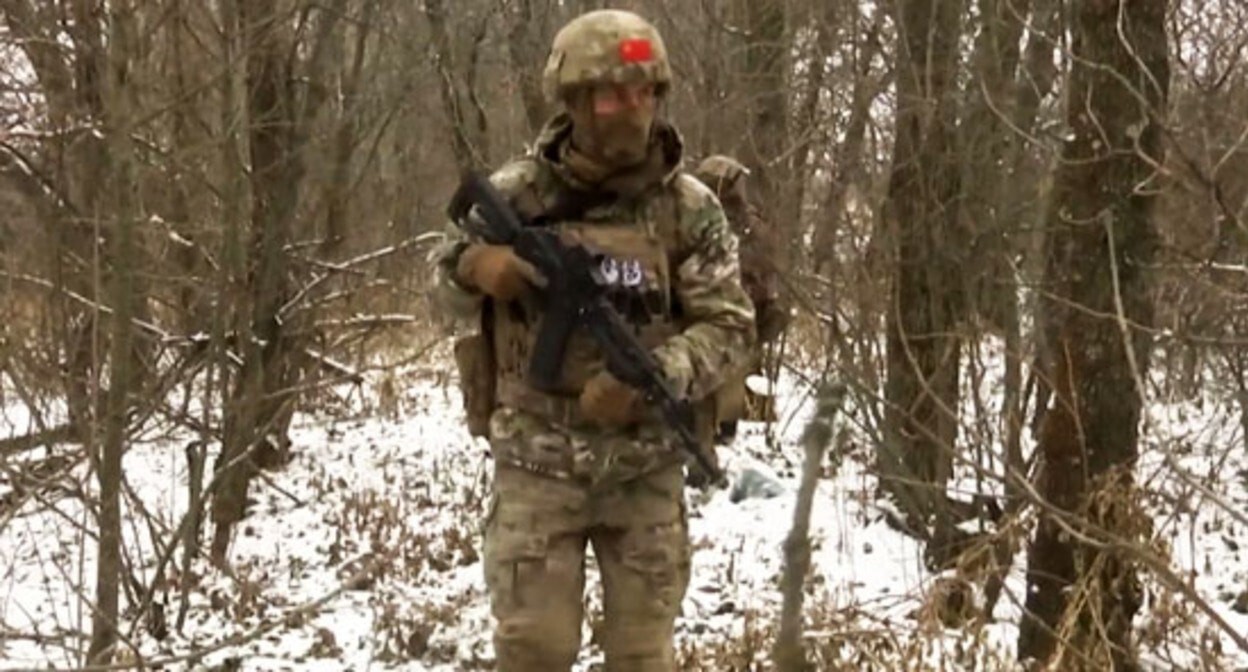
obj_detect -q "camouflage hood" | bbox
[532,112,685,199]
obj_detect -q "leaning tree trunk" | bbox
[1018,1,1169,668]
[879,0,966,561]
[774,383,846,671]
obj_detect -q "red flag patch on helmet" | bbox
[618,38,653,63]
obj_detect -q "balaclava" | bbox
[565,88,655,171]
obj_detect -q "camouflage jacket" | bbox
[433,115,754,398]
[430,115,755,481]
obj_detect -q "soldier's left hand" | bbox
[579,370,644,428]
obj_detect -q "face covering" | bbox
[567,91,655,169]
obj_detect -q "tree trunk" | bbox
[211,0,304,566]
[87,0,139,660]
[322,0,378,254]
[504,0,553,136]
[879,0,966,554]
[2,0,108,438]
[1002,0,1061,496]
[425,0,490,172]
[1018,0,1169,667]
[960,0,1028,333]
[736,0,791,251]
[955,0,1062,614]
[1013,1,1063,441]
[813,5,883,280]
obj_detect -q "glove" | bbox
[578,370,645,428]
[456,244,545,302]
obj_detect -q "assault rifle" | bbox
[448,173,724,486]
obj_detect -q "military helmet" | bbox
[695,155,750,193]
[542,10,672,102]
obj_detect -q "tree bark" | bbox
[736,0,791,249]
[211,0,305,566]
[87,0,139,660]
[1018,0,1169,667]
[813,5,884,280]
[880,0,966,554]
[322,0,378,254]
[504,0,553,136]
[424,0,490,172]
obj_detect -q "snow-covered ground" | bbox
[1,349,1246,670]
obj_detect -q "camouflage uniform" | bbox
[431,11,754,671]
[694,156,789,437]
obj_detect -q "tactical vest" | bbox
[490,164,686,427]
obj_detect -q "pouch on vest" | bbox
[454,330,496,438]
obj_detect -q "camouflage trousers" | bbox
[483,460,690,671]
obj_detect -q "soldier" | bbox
[693,155,789,443]
[430,10,755,671]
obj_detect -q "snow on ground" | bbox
[1,349,1247,670]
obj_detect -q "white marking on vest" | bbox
[599,257,620,285]
[622,259,644,287]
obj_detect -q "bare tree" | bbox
[1,0,112,438]
[736,0,792,247]
[425,0,493,172]
[811,2,887,281]
[502,0,558,136]
[1018,0,1170,667]
[87,1,141,658]
[879,0,966,561]
[958,1,1063,615]
[210,0,348,565]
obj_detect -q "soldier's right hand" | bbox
[455,244,546,302]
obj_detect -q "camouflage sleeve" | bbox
[652,175,757,401]
[427,159,540,323]
[427,222,482,323]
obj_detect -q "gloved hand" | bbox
[456,244,545,302]
[578,370,645,428]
